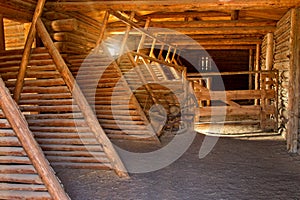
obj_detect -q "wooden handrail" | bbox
[109,9,179,50]
[187,70,278,77]
[132,52,185,72]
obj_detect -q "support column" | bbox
[287,8,300,153]
[254,44,260,105]
[248,49,253,90]
[0,14,5,50]
[13,0,46,103]
[265,33,274,71]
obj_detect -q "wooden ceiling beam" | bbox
[179,45,257,50]
[46,0,300,12]
[108,26,276,35]
[144,11,230,19]
[0,3,33,22]
[144,38,262,46]
[108,19,277,29]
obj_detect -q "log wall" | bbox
[3,19,31,50]
[273,10,291,137]
[43,12,102,54]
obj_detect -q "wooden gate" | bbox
[188,70,278,131]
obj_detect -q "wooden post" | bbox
[254,44,260,105]
[287,8,300,153]
[117,11,135,64]
[249,49,253,90]
[0,14,5,51]
[135,17,151,60]
[149,37,157,57]
[0,78,69,200]
[94,11,110,53]
[36,18,129,177]
[265,33,274,70]
[13,0,46,103]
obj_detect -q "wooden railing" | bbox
[188,70,278,130]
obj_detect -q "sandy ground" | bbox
[54,127,300,200]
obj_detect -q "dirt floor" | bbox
[54,128,300,200]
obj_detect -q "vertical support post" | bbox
[117,11,135,64]
[254,44,260,105]
[265,33,274,71]
[149,37,156,57]
[248,49,253,90]
[165,46,171,61]
[287,8,300,153]
[135,17,151,60]
[13,0,46,103]
[94,10,110,52]
[0,14,5,51]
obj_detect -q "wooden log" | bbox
[109,9,178,49]
[13,0,46,103]
[0,14,4,50]
[198,105,261,117]
[0,78,69,200]
[287,8,300,153]
[0,190,51,199]
[36,18,129,178]
[94,10,110,51]
[47,1,300,12]
[0,182,47,191]
[265,33,274,70]
[249,49,253,89]
[0,165,36,174]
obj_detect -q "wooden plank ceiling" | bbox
[0,0,300,49]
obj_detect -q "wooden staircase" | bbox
[0,78,69,200]
[0,48,116,170]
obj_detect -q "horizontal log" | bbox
[0,156,31,164]
[0,147,26,156]
[46,156,110,164]
[34,132,94,139]
[40,144,103,152]
[0,183,47,191]
[109,26,276,35]
[0,190,51,200]
[195,90,275,100]
[44,151,105,158]
[30,126,91,133]
[0,165,36,174]
[0,136,21,146]
[36,138,98,145]
[0,174,43,184]
[46,1,300,12]
[198,105,261,116]
[50,162,111,169]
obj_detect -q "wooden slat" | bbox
[46,1,300,12]
[0,183,47,191]
[199,105,261,116]
[0,190,51,200]
[0,165,36,174]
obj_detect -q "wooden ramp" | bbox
[0,78,69,200]
[0,48,126,176]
